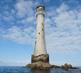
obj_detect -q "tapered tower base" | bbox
[31,54,49,63]
[27,54,54,70]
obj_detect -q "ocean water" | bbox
[0,66,81,73]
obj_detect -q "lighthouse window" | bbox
[42,23,44,27]
[38,32,40,34]
[42,28,43,31]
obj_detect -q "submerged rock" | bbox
[61,63,78,71]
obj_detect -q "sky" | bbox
[0,0,81,66]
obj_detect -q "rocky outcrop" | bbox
[61,63,77,71]
[27,54,78,70]
[27,61,54,70]
[27,54,52,70]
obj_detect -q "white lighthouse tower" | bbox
[27,5,53,69]
[31,5,49,63]
[34,5,47,56]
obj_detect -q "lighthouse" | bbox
[34,5,46,56]
[31,5,49,63]
[27,5,54,70]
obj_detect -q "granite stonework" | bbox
[31,54,49,63]
[27,54,53,70]
[26,54,57,70]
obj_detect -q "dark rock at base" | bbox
[31,54,49,63]
[26,54,78,70]
[26,63,78,70]
[61,63,78,71]
[26,54,53,70]
[27,61,54,70]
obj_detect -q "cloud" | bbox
[1,2,81,53]
[1,26,35,45]
[15,0,34,18]
[45,3,81,53]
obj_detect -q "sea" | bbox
[0,66,81,73]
